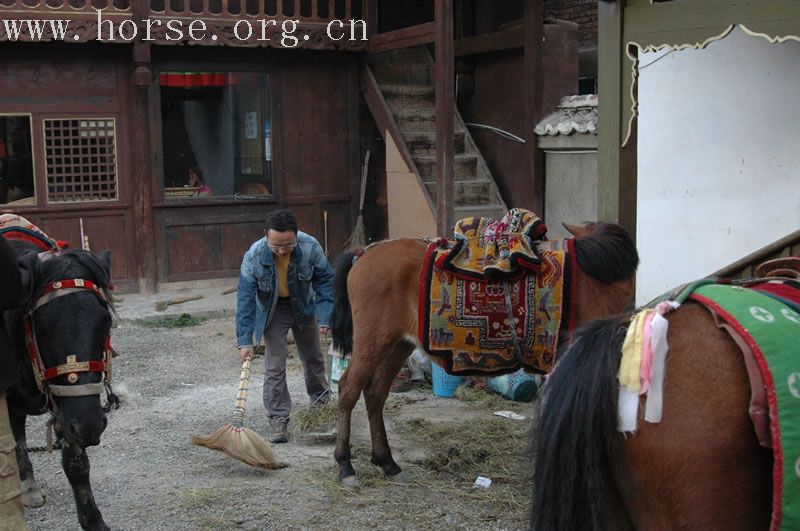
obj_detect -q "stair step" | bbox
[415,154,477,180]
[394,109,459,132]
[370,63,432,85]
[404,131,466,156]
[426,180,496,207]
[453,205,508,220]
[381,84,435,110]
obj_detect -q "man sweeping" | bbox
[236,209,334,443]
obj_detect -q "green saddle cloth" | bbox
[690,284,800,531]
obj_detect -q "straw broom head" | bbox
[191,358,285,470]
[345,150,370,250]
[191,425,283,470]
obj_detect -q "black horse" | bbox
[5,240,116,531]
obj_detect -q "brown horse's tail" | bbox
[331,250,359,355]
[531,316,628,531]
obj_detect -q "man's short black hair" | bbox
[265,209,299,234]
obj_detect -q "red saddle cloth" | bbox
[418,238,574,376]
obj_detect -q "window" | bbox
[160,71,273,200]
[43,118,119,203]
[0,115,35,207]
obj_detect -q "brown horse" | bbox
[531,299,782,529]
[331,222,640,486]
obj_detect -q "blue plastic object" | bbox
[432,363,465,398]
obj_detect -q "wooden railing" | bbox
[0,0,374,49]
[0,0,369,24]
[712,230,800,280]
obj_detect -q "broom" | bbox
[344,149,370,249]
[191,358,284,469]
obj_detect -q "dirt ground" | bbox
[21,317,535,530]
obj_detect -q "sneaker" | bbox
[268,416,290,443]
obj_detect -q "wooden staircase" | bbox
[367,47,506,220]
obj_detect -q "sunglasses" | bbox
[268,242,297,251]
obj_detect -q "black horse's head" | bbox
[28,248,114,447]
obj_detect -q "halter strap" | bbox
[25,278,113,398]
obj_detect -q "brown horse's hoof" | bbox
[341,475,359,488]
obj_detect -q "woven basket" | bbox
[432,363,465,398]
[488,368,538,402]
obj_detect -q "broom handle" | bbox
[231,358,252,429]
[359,150,370,212]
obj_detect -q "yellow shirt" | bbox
[275,253,290,297]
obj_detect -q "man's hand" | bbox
[239,346,255,364]
[319,326,330,339]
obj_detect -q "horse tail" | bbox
[532,316,628,531]
[331,250,359,355]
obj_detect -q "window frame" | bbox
[154,62,280,206]
[0,112,37,210]
[41,116,121,206]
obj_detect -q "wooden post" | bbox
[598,0,636,236]
[523,0,543,215]
[435,0,455,237]
[366,0,378,36]
[132,1,157,293]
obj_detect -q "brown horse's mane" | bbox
[572,222,639,284]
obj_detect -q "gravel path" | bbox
[21,317,533,530]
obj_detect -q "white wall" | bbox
[636,27,800,305]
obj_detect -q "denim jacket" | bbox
[236,231,334,348]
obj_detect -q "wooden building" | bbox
[598,0,800,303]
[0,0,578,293]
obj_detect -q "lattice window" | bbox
[44,118,119,203]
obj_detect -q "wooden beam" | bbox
[523,0,543,215]
[454,27,523,57]
[367,22,436,55]
[435,0,455,237]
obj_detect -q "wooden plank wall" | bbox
[0,45,137,291]
[158,51,359,283]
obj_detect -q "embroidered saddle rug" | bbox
[443,208,548,279]
[0,213,62,251]
[419,236,573,376]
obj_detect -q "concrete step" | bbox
[404,131,466,156]
[454,204,508,221]
[426,180,496,207]
[370,62,432,85]
[394,109,454,132]
[381,84,435,110]
[415,154,478,180]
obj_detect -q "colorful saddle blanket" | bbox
[443,208,548,279]
[0,213,61,251]
[419,237,573,376]
[689,283,800,531]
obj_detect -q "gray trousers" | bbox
[263,299,329,417]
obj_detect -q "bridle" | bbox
[25,277,118,411]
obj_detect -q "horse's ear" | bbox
[96,250,112,276]
[562,222,589,239]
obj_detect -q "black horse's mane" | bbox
[36,250,111,291]
[572,222,639,283]
[36,250,115,315]
[7,242,115,322]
